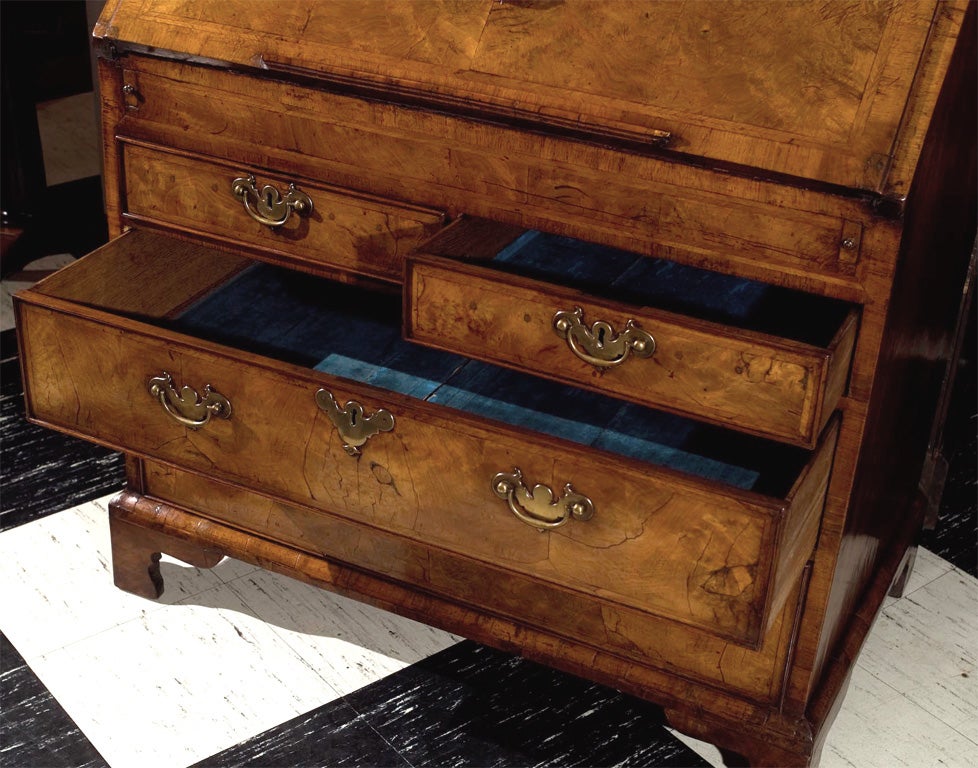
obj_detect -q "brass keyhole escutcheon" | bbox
[231,175,313,228]
[315,389,394,457]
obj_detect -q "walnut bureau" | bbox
[14,2,976,765]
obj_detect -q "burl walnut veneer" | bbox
[15,2,976,765]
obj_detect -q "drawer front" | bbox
[406,253,856,448]
[16,242,837,648]
[139,458,801,703]
[121,140,445,283]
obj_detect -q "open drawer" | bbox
[15,230,838,648]
[405,219,858,448]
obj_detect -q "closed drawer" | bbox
[121,139,445,283]
[16,230,837,648]
[406,220,858,448]
[138,458,803,703]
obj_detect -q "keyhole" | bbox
[350,410,358,426]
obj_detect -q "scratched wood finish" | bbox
[406,250,857,448]
[14,233,836,646]
[121,140,445,284]
[93,0,967,193]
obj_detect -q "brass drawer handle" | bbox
[492,468,594,531]
[231,174,313,228]
[553,307,655,369]
[148,372,232,430]
[315,389,395,457]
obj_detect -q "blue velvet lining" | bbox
[493,231,849,347]
[175,263,810,495]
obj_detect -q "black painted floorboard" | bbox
[194,642,709,768]
[0,330,126,531]
[0,633,108,768]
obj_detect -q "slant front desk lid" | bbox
[94,0,968,197]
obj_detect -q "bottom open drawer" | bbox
[15,230,838,648]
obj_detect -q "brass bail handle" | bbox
[148,372,232,430]
[492,468,595,531]
[231,174,313,228]
[552,307,655,369]
[315,388,395,457]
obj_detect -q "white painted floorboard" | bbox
[0,497,975,767]
[0,499,459,767]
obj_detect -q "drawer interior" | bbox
[440,228,853,347]
[171,260,811,497]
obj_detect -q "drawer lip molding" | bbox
[14,230,838,649]
[405,221,858,448]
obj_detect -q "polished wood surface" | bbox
[94,0,967,193]
[114,56,877,299]
[111,482,809,702]
[792,2,978,715]
[137,458,804,701]
[11,2,974,765]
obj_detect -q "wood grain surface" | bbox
[93,0,968,193]
[114,55,879,299]
[121,141,445,283]
[49,2,975,765]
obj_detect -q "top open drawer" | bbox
[405,220,857,448]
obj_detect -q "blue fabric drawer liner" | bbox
[175,262,811,496]
[493,231,849,347]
